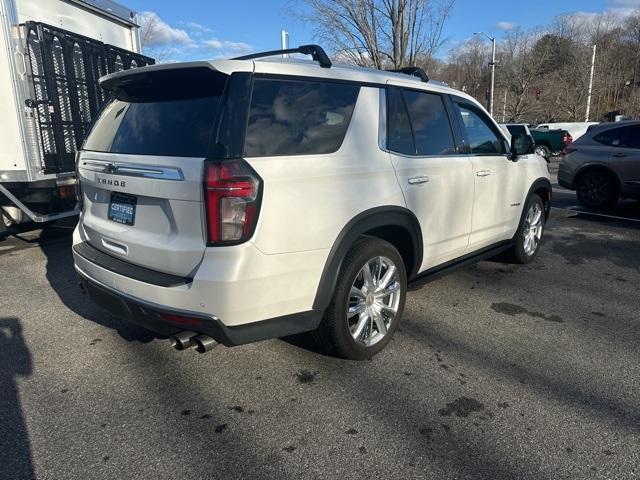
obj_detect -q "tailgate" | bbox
[78,152,206,277]
[77,64,236,277]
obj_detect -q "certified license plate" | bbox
[108,192,137,226]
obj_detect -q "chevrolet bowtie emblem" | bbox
[104,163,118,174]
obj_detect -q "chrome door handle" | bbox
[613,152,626,158]
[408,175,430,185]
[476,170,491,177]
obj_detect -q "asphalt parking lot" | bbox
[1,176,639,479]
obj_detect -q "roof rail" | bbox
[233,44,332,68]
[385,66,429,83]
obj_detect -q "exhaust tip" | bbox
[169,331,197,351]
[193,335,218,353]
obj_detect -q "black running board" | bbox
[409,240,512,286]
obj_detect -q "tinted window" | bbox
[507,125,527,135]
[84,70,228,157]
[594,127,625,146]
[457,104,503,154]
[621,125,640,149]
[402,90,455,155]
[84,97,221,157]
[387,87,415,155]
[244,79,359,156]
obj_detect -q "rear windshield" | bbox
[83,68,227,157]
[244,78,360,156]
[84,97,221,157]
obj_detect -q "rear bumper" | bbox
[557,176,573,190]
[621,181,640,199]
[72,220,326,345]
[77,272,320,347]
[557,166,575,190]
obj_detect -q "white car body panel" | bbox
[245,87,405,255]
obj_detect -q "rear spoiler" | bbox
[99,62,226,102]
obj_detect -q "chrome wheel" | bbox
[534,145,550,159]
[523,201,543,256]
[347,256,401,347]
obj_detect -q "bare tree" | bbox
[498,28,551,121]
[295,0,455,70]
[138,12,158,49]
[439,8,640,122]
[441,37,488,98]
[137,12,188,62]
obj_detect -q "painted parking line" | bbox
[551,206,640,224]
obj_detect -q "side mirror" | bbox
[510,134,534,160]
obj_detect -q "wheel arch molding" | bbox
[574,163,621,191]
[312,206,423,312]
[524,177,553,220]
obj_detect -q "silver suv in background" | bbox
[559,121,640,209]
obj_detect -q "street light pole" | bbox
[489,37,496,117]
[475,32,496,117]
[281,29,289,58]
[585,44,597,122]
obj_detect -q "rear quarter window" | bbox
[244,78,360,157]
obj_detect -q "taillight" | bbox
[562,132,573,146]
[204,160,261,245]
[561,146,577,156]
[58,185,75,199]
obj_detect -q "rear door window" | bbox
[402,89,456,155]
[244,78,360,156]
[594,127,625,147]
[620,125,640,149]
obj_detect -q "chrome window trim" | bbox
[378,87,387,151]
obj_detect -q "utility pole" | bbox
[502,90,507,123]
[585,44,597,122]
[281,29,289,57]
[489,37,496,117]
[475,32,496,117]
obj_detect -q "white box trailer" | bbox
[0,0,153,230]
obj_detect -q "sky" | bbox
[120,0,640,62]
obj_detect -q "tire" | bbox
[575,170,618,210]
[313,237,407,360]
[504,194,545,264]
[534,144,551,160]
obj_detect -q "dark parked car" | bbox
[500,123,572,161]
[558,121,640,209]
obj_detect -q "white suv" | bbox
[73,45,551,359]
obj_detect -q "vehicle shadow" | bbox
[0,317,36,480]
[38,227,159,343]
